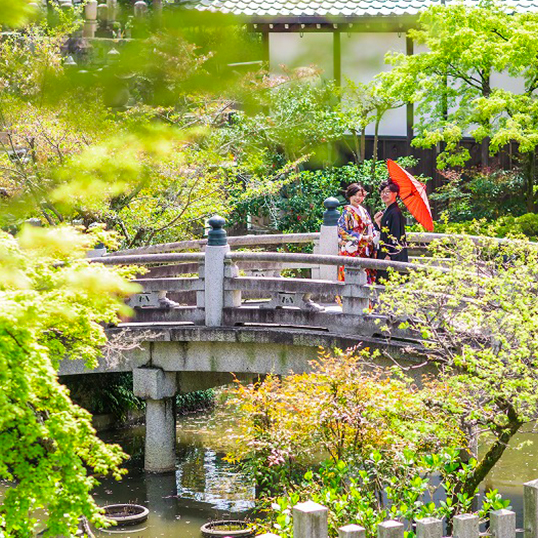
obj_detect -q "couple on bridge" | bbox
[338,181,408,284]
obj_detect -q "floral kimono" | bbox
[337,204,378,284]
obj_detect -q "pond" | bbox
[93,407,256,537]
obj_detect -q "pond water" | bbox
[93,407,256,538]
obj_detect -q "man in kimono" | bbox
[374,182,408,280]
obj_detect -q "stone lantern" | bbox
[134,0,147,18]
[83,0,98,38]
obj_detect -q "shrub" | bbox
[424,212,538,241]
[229,156,425,234]
[431,167,526,222]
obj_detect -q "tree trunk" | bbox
[445,412,522,534]
[525,150,536,213]
[461,416,523,500]
[353,129,360,164]
[371,118,380,182]
[480,74,491,168]
[481,137,490,169]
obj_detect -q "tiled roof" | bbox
[194,0,538,18]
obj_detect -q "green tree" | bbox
[0,225,139,536]
[0,16,303,248]
[381,0,538,211]
[377,235,538,501]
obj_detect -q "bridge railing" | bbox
[91,208,437,337]
[94,198,504,332]
[255,478,538,538]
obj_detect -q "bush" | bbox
[424,212,538,240]
[259,455,510,538]
[431,167,526,222]
[229,156,425,234]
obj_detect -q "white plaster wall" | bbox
[269,32,333,78]
[267,33,529,139]
[490,71,526,94]
[341,33,407,136]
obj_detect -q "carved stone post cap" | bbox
[323,197,340,226]
[207,215,227,246]
[324,196,340,210]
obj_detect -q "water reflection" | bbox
[93,410,255,537]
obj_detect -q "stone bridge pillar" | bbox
[313,197,340,281]
[205,215,237,326]
[133,367,178,473]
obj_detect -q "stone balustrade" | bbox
[256,479,538,538]
[90,198,435,324]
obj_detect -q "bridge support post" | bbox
[342,267,369,315]
[313,197,340,281]
[133,367,177,473]
[205,216,229,326]
[224,259,241,307]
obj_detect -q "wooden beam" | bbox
[406,34,414,152]
[333,31,341,86]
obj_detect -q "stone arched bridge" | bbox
[59,201,456,472]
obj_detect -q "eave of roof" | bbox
[192,0,538,20]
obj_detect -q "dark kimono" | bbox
[376,202,408,279]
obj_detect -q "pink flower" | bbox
[268,449,286,467]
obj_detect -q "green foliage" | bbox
[380,0,538,209]
[230,71,346,164]
[259,453,510,538]
[0,0,40,28]
[230,156,425,235]
[226,348,462,497]
[0,225,139,537]
[421,212,538,240]
[0,20,303,248]
[63,373,144,421]
[377,235,538,501]
[176,389,215,415]
[430,167,526,222]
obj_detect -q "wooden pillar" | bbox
[333,31,341,86]
[406,34,414,155]
[262,31,270,69]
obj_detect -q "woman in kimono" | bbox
[337,183,378,284]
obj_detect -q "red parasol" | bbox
[386,159,434,232]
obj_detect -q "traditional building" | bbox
[188,0,536,176]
